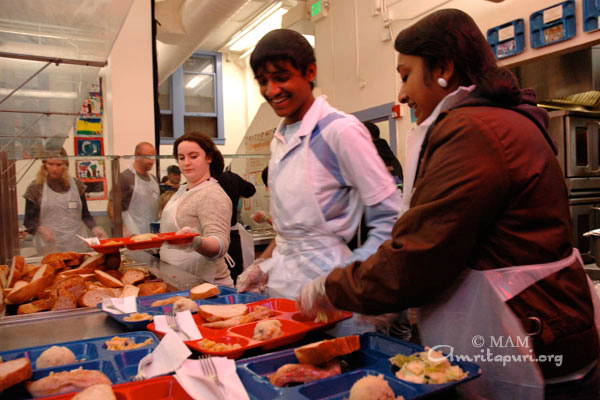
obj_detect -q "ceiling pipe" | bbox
[156,0,249,84]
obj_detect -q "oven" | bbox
[548,110,600,263]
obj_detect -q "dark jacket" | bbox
[217,171,256,227]
[326,90,598,379]
[373,138,403,183]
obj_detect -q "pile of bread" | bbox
[0,252,169,315]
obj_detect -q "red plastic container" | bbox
[147,298,352,359]
[37,375,192,400]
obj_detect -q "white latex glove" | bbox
[168,226,199,250]
[236,262,268,294]
[297,276,338,321]
[92,226,108,239]
[37,226,56,243]
[251,211,266,224]
[122,226,133,238]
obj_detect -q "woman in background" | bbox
[24,148,107,255]
[159,132,233,287]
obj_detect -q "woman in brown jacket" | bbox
[299,9,600,399]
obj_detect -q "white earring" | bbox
[437,77,448,88]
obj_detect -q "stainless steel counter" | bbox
[0,250,208,352]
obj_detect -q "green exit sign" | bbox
[310,0,327,21]
[312,1,322,17]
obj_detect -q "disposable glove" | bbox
[92,226,108,239]
[236,261,268,294]
[251,211,266,224]
[297,276,338,322]
[176,226,197,235]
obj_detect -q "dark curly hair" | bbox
[173,132,224,177]
[250,29,316,89]
[394,9,521,105]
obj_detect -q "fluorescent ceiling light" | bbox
[227,2,289,52]
[0,88,78,99]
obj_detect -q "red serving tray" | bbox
[147,298,352,359]
[37,375,192,400]
[88,232,199,253]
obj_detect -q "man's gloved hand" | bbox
[297,276,338,321]
[92,226,108,239]
[236,261,268,294]
[37,226,56,243]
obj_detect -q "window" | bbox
[159,51,225,145]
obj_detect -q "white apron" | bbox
[159,182,232,286]
[265,101,374,336]
[419,248,600,400]
[122,166,159,235]
[33,178,90,255]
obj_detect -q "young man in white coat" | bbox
[236,29,403,335]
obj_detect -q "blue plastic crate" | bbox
[487,19,525,59]
[530,0,576,48]
[0,331,159,399]
[235,332,482,400]
[583,0,600,32]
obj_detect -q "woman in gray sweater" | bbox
[159,132,233,287]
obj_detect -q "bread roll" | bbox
[138,282,167,297]
[190,283,220,300]
[348,374,397,400]
[36,346,77,368]
[197,304,248,322]
[71,384,116,400]
[295,336,361,365]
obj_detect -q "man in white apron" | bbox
[237,30,402,336]
[298,9,600,399]
[108,142,159,236]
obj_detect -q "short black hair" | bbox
[363,122,380,139]
[167,165,181,175]
[250,29,316,89]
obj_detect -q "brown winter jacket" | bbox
[326,90,598,379]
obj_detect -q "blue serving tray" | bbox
[530,0,576,48]
[487,19,525,59]
[583,0,600,32]
[101,286,265,329]
[0,331,159,399]
[235,332,482,400]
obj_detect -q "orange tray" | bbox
[38,375,192,400]
[88,232,199,253]
[147,298,352,359]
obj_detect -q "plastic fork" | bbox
[199,355,225,399]
[166,311,190,340]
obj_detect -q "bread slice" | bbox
[137,282,167,297]
[7,265,54,305]
[94,270,124,288]
[120,284,140,298]
[18,299,50,314]
[78,287,120,308]
[78,254,105,271]
[190,283,220,300]
[0,357,33,392]
[121,269,145,286]
[197,304,248,322]
[51,288,78,311]
[294,335,361,365]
